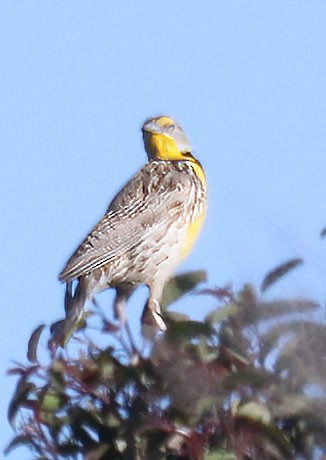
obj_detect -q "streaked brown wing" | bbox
[59,162,190,282]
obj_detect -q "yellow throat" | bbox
[142,115,207,260]
[142,116,206,185]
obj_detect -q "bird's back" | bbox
[59,159,206,291]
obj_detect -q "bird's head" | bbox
[142,116,192,161]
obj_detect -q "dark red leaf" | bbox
[260,258,303,293]
[197,286,233,301]
[27,324,45,362]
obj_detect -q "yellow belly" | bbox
[181,207,207,261]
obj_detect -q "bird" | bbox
[59,115,207,332]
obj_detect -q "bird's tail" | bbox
[64,279,88,323]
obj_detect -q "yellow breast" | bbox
[143,125,207,264]
[181,206,207,260]
[181,161,207,261]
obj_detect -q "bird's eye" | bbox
[168,124,176,131]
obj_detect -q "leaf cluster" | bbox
[6,264,326,460]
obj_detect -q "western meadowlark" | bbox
[59,116,207,331]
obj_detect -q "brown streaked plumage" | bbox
[59,116,207,330]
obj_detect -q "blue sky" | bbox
[1,2,326,457]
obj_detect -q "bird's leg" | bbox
[113,284,138,353]
[142,296,167,332]
[113,294,127,324]
[113,284,135,323]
